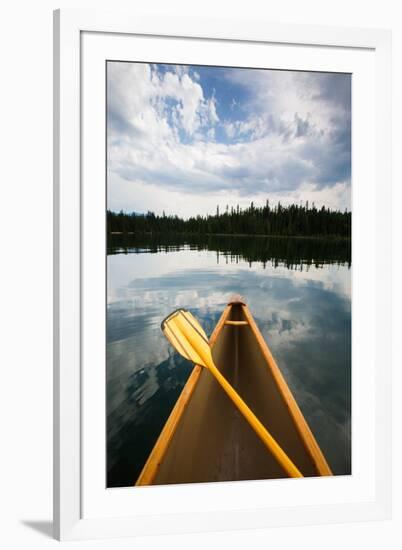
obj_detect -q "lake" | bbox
[107,234,351,487]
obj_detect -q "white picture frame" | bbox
[53,8,392,541]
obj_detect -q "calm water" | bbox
[107,234,351,487]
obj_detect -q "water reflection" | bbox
[108,233,351,269]
[107,235,351,487]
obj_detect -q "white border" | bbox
[54,9,392,540]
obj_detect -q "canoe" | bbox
[135,297,332,485]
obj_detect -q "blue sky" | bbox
[107,62,351,218]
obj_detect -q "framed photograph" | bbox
[53,9,392,541]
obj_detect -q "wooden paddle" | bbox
[161,308,303,479]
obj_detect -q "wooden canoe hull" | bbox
[136,301,332,485]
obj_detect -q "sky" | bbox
[107,62,351,218]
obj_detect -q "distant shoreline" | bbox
[108,231,351,241]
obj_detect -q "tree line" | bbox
[107,200,351,238]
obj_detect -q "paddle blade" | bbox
[161,309,212,368]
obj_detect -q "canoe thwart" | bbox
[224,320,249,326]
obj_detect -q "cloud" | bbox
[107,62,351,217]
[108,62,218,140]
